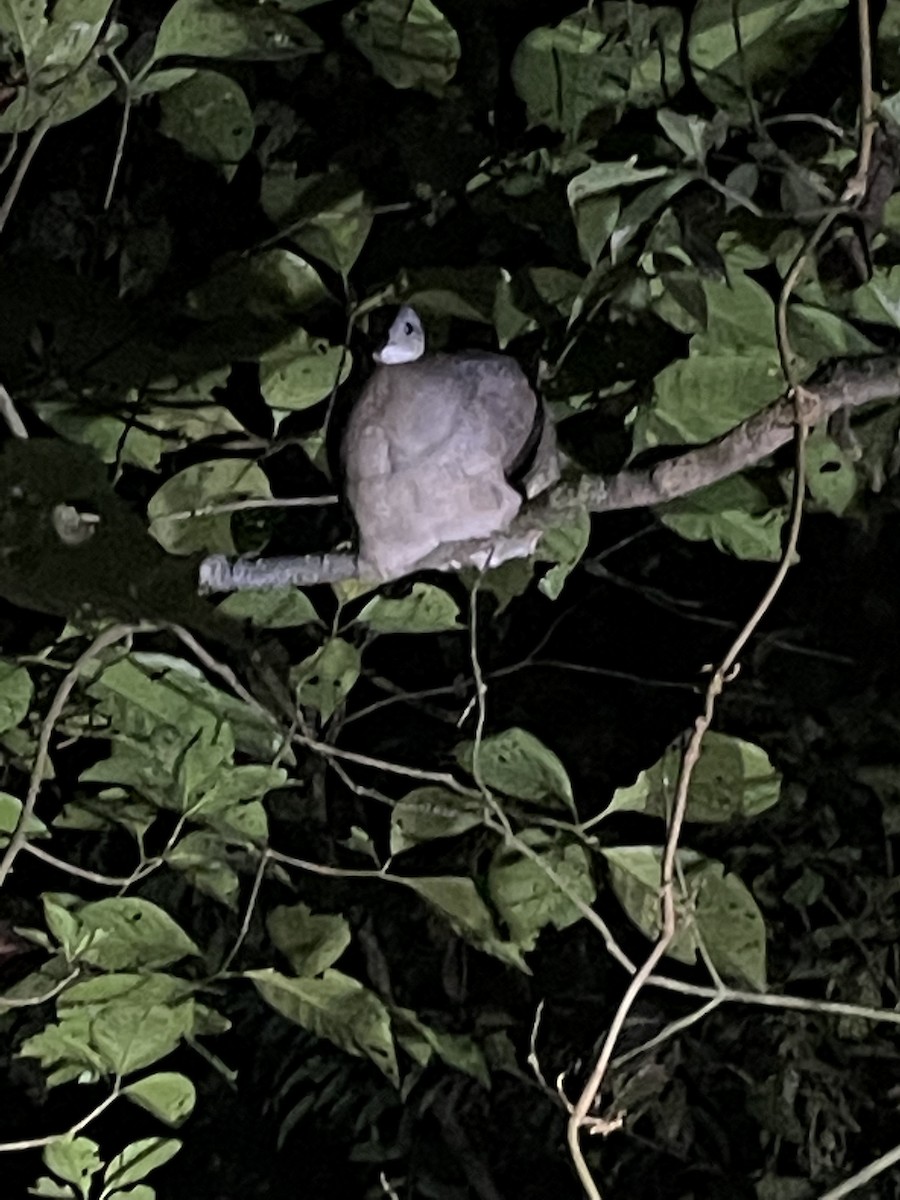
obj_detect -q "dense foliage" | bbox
[2,1,900,1198]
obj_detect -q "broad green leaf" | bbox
[538,510,591,600]
[43,1138,101,1200]
[788,304,879,362]
[357,583,462,634]
[20,970,210,1086]
[691,858,767,989]
[659,474,787,561]
[456,727,576,814]
[602,845,701,963]
[102,1138,181,1190]
[0,660,33,733]
[148,459,272,556]
[636,354,784,449]
[402,876,527,970]
[0,0,117,132]
[32,391,243,472]
[343,0,460,95]
[879,9,900,90]
[689,0,848,119]
[43,896,200,971]
[153,0,322,61]
[0,790,49,848]
[259,328,351,411]
[567,160,668,266]
[606,731,782,822]
[90,1002,190,1075]
[488,830,596,951]
[218,587,319,628]
[27,1178,76,1198]
[185,249,330,321]
[390,787,484,854]
[124,1073,197,1127]
[657,109,727,164]
[267,903,351,976]
[844,265,900,329]
[260,166,373,274]
[158,71,254,167]
[512,5,683,139]
[292,638,361,721]
[103,1186,155,1200]
[86,653,282,765]
[602,846,767,985]
[247,967,399,1082]
[165,831,240,907]
[804,431,858,516]
[392,1007,489,1084]
[610,171,695,262]
[132,67,197,98]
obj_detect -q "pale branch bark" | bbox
[198,357,900,593]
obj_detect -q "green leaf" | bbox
[102,1138,181,1190]
[392,1007,489,1084]
[567,160,669,266]
[217,587,319,628]
[132,66,197,98]
[635,353,783,450]
[602,846,767,985]
[0,790,49,847]
[390,787,485,854]
[260,167,373,275]
[879,6,900,90]
[90,1001,190,1076]
[123,1073,197,1127]
[185,249,331,321]
[166,831,241,907]
[43,1137,101,1200]
[153,0,322,61]
[689,0,848,119]
[606,731,782,822]
[488,830,596,951]
[0,0,117,133]
[158,71,254,167]
[247,967,399,1083]
[512,5,683,140]
[691,858,767,989]
[148,459,272,556]
[456,727,576,814]
[659,474,788,561]
[292,638,361,721]
[0,660,34,734]
[804,431,858,516]
[402,876,527,970]
[43,896,200,971]
[602,845,699,964]
[357,583,462,634]
[343,0,461,95]
[657,109,726,164]
[259,328,351,411]
[27,1178,76,1198]
[538,510,591,600]
[267,903,351,977]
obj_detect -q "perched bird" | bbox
[340,307,559,580]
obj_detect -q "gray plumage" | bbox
[341,308,559,580]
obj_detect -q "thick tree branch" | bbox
[198,356,900,592]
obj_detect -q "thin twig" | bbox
[0,623,145,889]
[0,1081,121,1152]
[0,382,28,438]
[0,115,52,237]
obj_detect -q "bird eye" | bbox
[403,322,414,336]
